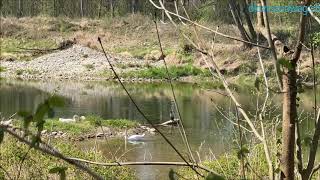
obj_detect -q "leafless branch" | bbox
[148,0,270,49]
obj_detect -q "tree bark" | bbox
[240,0,256,41]
[280,1,311,179]
[281,68,298,180]
[229,0,251,48]
[18,0,22,17]
[80,0,84,17]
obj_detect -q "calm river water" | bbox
[0,80,317,179]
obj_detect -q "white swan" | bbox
[59,115,80,123]
[127,133,145,141]
[124,128,145,141]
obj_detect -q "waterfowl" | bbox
[59,115,80,123]
[124,128,145,141]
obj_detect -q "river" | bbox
[0,80,317,179]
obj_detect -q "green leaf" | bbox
[18,111,32,118]
[18,111,33,132]
[278,58,293,70]
[205,173,225,180]
[237,147,250,159]
[0,128,4,144]
[168,169,176,180]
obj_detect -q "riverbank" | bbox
[1,16,319,86]
[9,115,156,141]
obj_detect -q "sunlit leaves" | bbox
[205,173,225,180]
[17,95,65,144]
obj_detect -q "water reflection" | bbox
[0,80,318,179]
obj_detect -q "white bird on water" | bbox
[59,115,80,123]
[124,128,145,141]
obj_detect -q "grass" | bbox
[13,116,139,136]
[0,136,136,179]
[1,37,57,60]
[123,65,211,79]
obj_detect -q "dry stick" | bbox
[308,7,320,25]
[235,105,246,179]
[157,2,274,178]
[1,125,104,180]
[259,0,282,91]
[148,0,270,49]
[256,37,269,117]
[153,20,196,164]
[97,38,205,177]
[68,157,218,173]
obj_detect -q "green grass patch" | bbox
[86,115,139,129]
[13,116,139,136]
[0,136,136,179]
[123,65,211,79]
[1,37,57,60]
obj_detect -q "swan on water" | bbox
[124,128,145,141]
[59,115,80,123]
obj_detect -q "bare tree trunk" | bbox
[162,0,166,22]
[110,0,114,17]
[131,0,137,14]
[240,0,256,40]
[229,0,251,47]
[281,68,297,180]
[281,1,311,179]
[80,0,84,17]
[18,0,22,17]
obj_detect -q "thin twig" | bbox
[97,37,206,177]
[1,125,104,180]
[148,0,270,49]
[68,157,219,174]
[154,20,196,164]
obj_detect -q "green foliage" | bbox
[124,65,211,79]
[237,146,250,160]
[86,115,139,129]
[18,96,65,145]
[205,173,225,180]
[312,32,320,48]
[0,136,136,179]
[49,166,67,180]
[278,58,293,70]
[1,38,56,61]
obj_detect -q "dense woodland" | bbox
[2,0,319,22]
